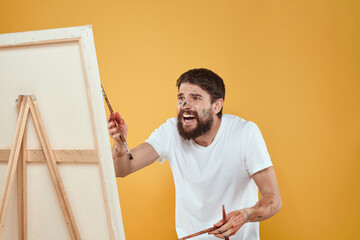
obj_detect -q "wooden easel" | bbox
[0,95,80,240]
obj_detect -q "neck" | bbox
[194,116,222,147]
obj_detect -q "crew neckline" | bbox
[190,115,226,150]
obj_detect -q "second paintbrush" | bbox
[101,85,133,160]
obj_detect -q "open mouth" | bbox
[183,114,196,122]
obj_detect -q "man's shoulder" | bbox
[153,117,178,133]
[222,114,253,128]
[222,114,261,138]
[163,117,177,127]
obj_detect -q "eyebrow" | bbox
[177,93,203,98]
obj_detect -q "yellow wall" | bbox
[1,0,359,239]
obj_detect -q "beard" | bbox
[177,108,214,140]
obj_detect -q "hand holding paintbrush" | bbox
[177,205,230,240]
[101,85,133,160]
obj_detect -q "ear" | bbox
[212,98,224,115]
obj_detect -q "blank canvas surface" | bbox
[0,42,94,149]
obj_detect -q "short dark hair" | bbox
[176,68,225,118]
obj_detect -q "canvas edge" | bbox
[79,26,126,240]
[0,25,91,45]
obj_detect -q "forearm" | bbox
[211,167,281,238]
[246,192,282,222]
[211,193,281,239]
[112,141,132,177]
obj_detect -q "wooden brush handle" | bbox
[177,226,217,240]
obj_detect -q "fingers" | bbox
[213,219,225,228]
[108,112,127,131]
[212,225,236,239]
[107,113,126,143]
[210,211,248,239]
[107,120,115,130]
[108,127,121,142]
[209,219,232,238]
[111,132,121,142]
[108,112,122,123]
[108,121,119,134]
[211,219,234,238]
[114,112,121,123]
[213,227,235,239]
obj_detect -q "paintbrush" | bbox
[222,205,229,240]
[177,226,217,240]
[101,85,133,160]
[177,205,230,240]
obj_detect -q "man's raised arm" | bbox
[108,112,159,177]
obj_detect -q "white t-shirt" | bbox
[146,114,272,240]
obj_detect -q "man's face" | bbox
[176,82,214,140]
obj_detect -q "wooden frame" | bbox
[0,149,98,164]
[0,96,81,239]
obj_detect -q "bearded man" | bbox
[108,68,281,239]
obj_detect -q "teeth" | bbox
[183,114,194,117]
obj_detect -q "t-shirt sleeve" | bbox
[244,122,273,176]
[145,120,171,163]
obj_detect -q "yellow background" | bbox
[1,0,359,239]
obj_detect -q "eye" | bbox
[178,96,185,100]
[193,96,200,100]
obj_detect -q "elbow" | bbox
[116,170,129,178]
[268,193,282,215]
[118,174,128,178]
[115,167,133,178]
[277,200,282,213]
[275,194,282,214]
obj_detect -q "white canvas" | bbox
[0,26,126,240]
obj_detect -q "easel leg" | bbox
[27,96,81,240]
[0,95,81,239]
[17,96,27,240]
[0,98,30,238]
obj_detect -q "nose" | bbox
[181,101,191,110]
